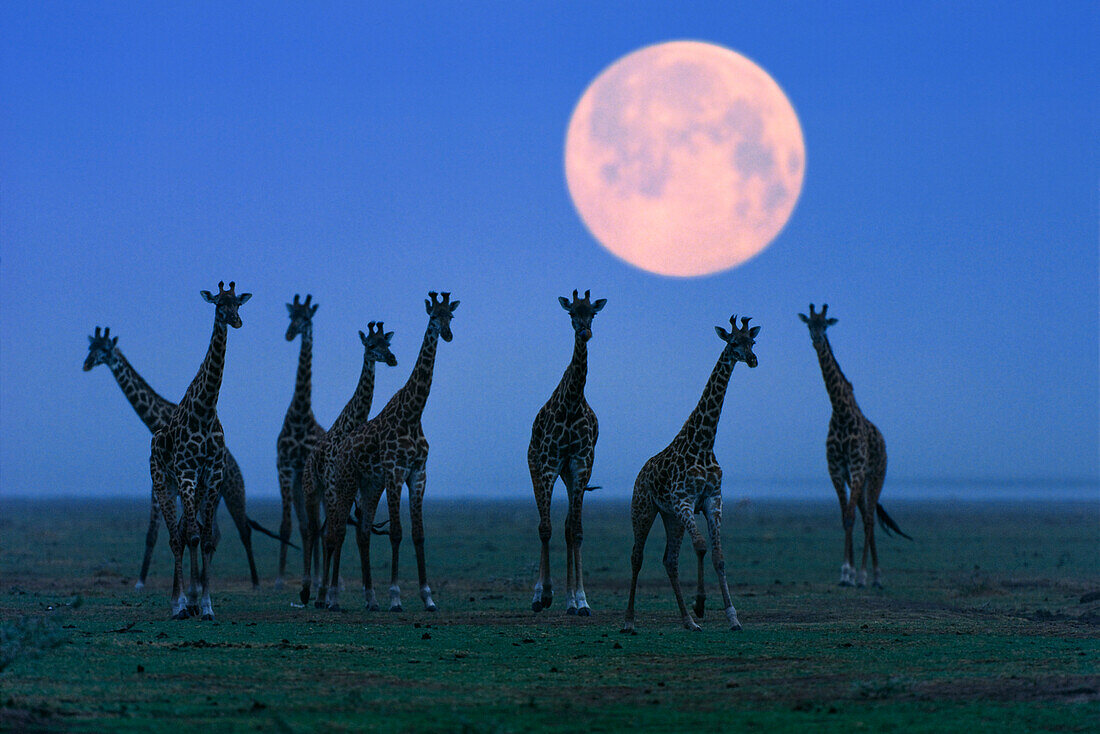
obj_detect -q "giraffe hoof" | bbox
[683,620,702,632]
[531,601,543,613]
[694,597,706,618]
[172,610,190,621]
[134,581,145,590]
[366,602,380,612]
[576,606,591,617]
[838,579,855,588]
[872,581,884,589]
[566,606,577,616]
[541,595,553,609]
[425,603,438,612]
[186,605,201,617]
[729,621,743,632]
[299,588,311,605]
[389,604,403,613]
[200,613,215,622]
[326,603,341,612]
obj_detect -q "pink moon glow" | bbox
[564,41,805,277]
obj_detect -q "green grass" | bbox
[2,496,1098,731]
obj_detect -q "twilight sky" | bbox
[2,2,1097,501]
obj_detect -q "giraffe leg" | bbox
[299,458,322,605]
[622,488,657,633]
[661,510,698,631]
[356,484,383,610]
[703,494,741,631]
[385,479,405,612]
[561,462,577,614]
[857,496,872,588]
[694,548,706,620]
[137,491,161,590]
[530,468,557,613]
[198,485,221,621]
[275,461,295,589]
[319,480,354,611]
[676,500,709,630]
[831,477,855,586]
[845,473,865,587]
[327,531,345,611]
[176,473,202,617]
[565,458,593,616]
[407,468,436,612]
[151,445,188,619]
[291,469,311,575]
[867,472,885,588]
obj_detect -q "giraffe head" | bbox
[83,326,120,371]
[798,303,837,346]
[424,291,460,342]
[714,315,760,368]
[558,289,607,342]
[285,293,318,340]
[359,321,398,367]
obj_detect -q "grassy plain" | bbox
[1,496,1098,732]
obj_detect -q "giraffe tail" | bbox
[875,504,913,541]
[248,518,301,550]
[583,485,601,492]
[344,506,388,535]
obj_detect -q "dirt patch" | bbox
[915,675,1100,703]
[0,703,62,733]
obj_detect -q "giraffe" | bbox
[798,303,910,588]
[311,291,459,612]
[528,289,606,616]
[149,280,251,620]
[84,327,284,590]
[622,315,760,633]
[274,293,325,589]
[299,321,397,605]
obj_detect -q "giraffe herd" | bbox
[85,283,909,630]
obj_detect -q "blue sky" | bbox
[2,2,1097,500]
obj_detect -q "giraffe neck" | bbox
[552,331,588,407]
[813,336,857,415]
[327,359,377,440]
[677,351,735,451]
[107,349,176,432]
[288,327,314,416]
[389,322,440,425]
[180,320,228,417]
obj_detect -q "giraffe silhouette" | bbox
[149,281,250,620]
[275,293,325,588]
[528,289,606,616]
[799,303,910,588]
[312,291,458,612]
[623,315,759,633]
[84,326,286,590]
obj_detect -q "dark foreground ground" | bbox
[1,496,1097,732]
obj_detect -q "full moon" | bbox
[564,41,805,277]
